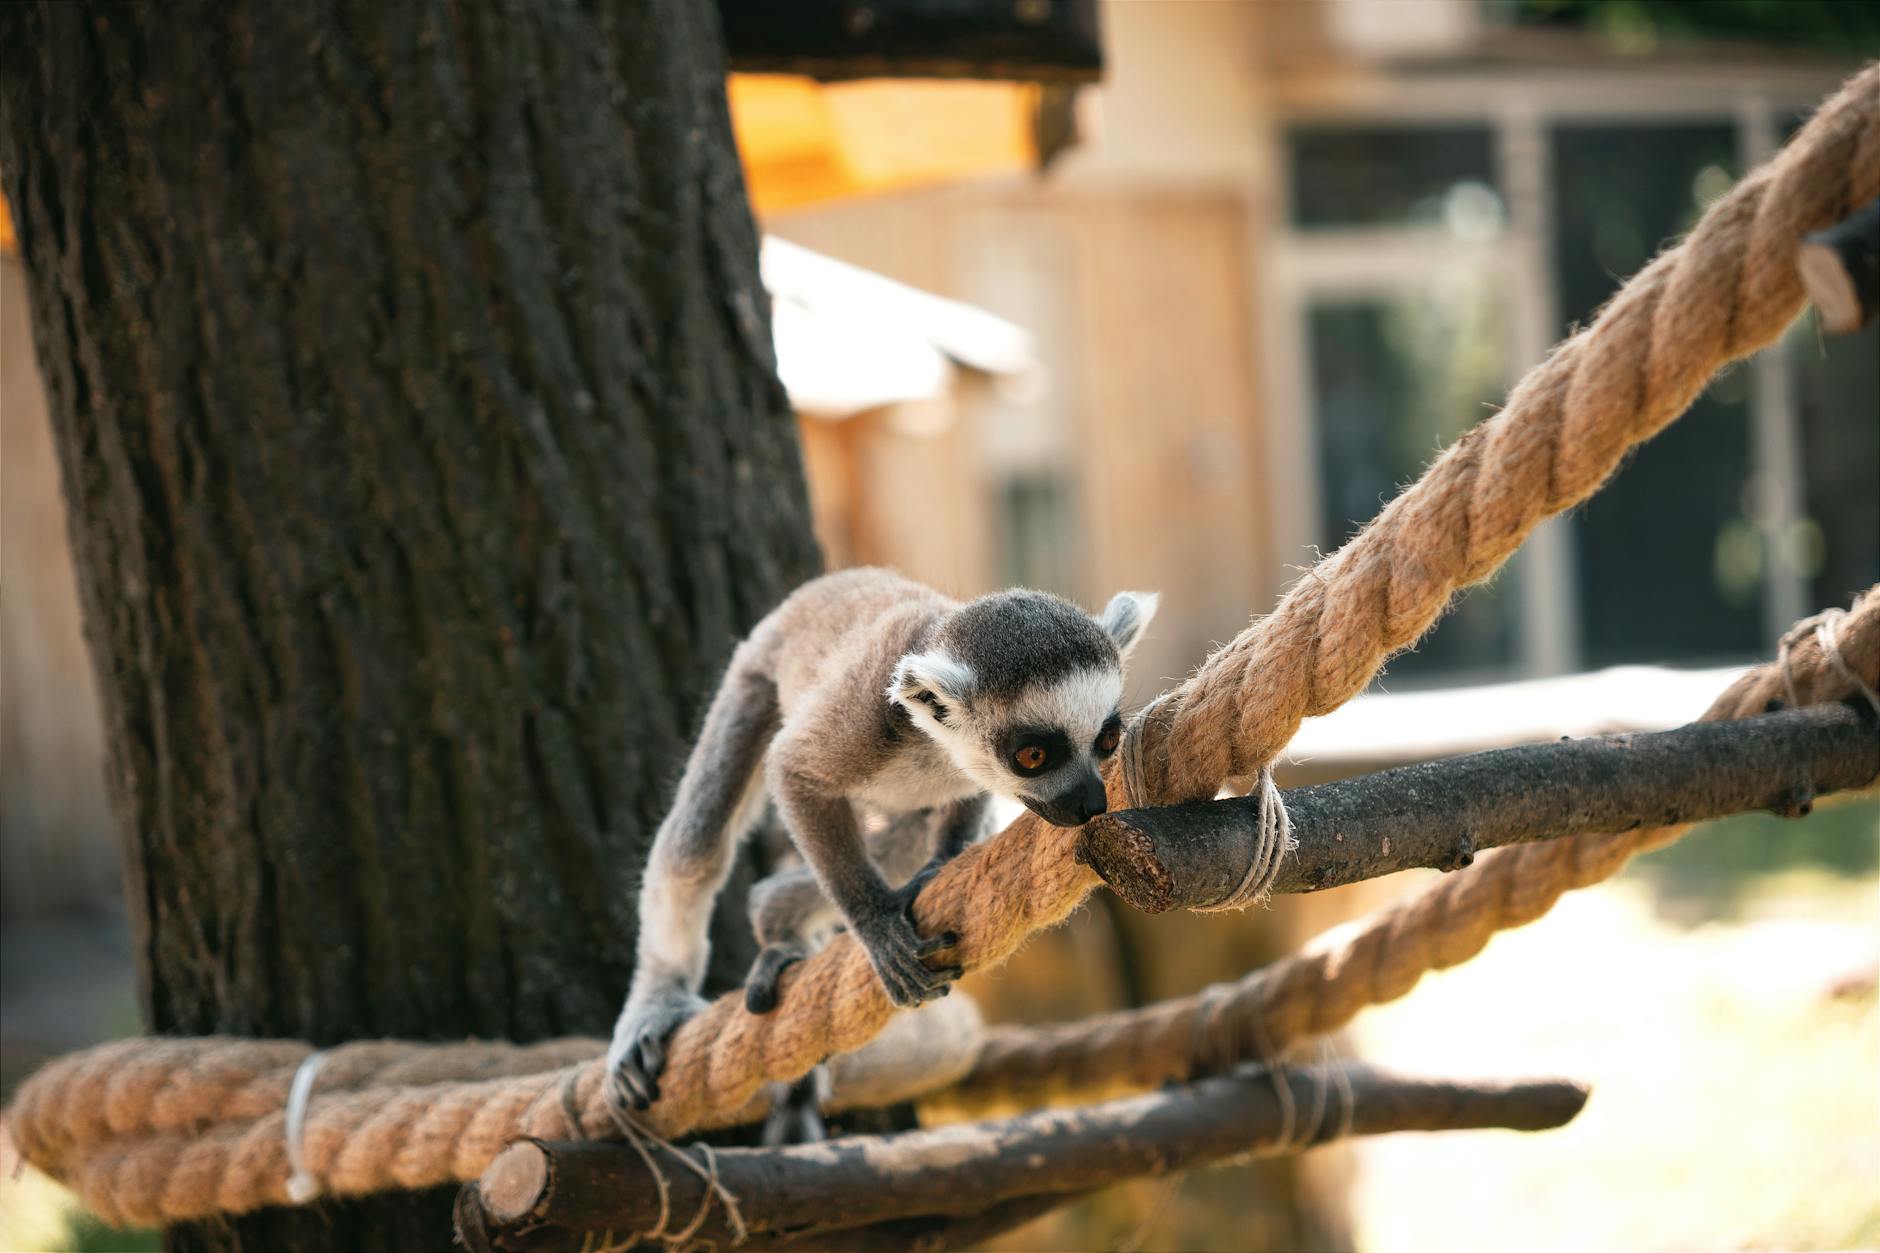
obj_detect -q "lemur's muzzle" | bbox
[1027,769,1109,827]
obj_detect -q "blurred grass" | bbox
[1348,867,1878,1252]
[0,1129,157,1253]
[1628,796,1879,923]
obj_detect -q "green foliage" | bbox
[1629,797,1880,920]
[59,1213,160,1253]
[1501,0,1880,54]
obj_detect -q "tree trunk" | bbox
[0,2,819,1249]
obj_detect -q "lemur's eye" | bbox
[1012,743,1051,774]
[1094,720,1123,757]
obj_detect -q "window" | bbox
[996,471,1077,595]
[1275,85,1878,683]
[1793,317,1880,612]
[1307,287,1521,681]
[1289,126,1499,230]
[1552,123,1762,667]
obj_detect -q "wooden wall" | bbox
[771,183,1274,709]
[2,256,122,917]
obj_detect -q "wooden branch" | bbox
[1077,701,1879,913]
[718,0,1103,83]
[1797,199,1879,332]
[457,1067,1587,1250]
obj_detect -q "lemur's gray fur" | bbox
[743,801,993,1015]
[745,803,989,1144]
[607,566,1158,1111]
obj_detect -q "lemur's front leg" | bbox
[768,765,961,1007]
[744,805,958,1013]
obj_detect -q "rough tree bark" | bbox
[0,2,819,1250]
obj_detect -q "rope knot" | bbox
[1193,766,1295,912]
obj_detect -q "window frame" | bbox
[1258,68,1844,681]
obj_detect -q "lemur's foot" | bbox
[606,985,708,1111]
[853,878,961,1008]
[745,940,813,1014]
[761,1069,830,1146]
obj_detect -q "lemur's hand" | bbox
[606,983,708,1111]
[744,939,813,1014]
[850,872,961,1008]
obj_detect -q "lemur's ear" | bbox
[1099,591,1159,662]
[888,651,976,726]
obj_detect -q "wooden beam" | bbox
[718,0,1102,83]
[1798,199,1880,332]
[1077,700,1879,914]
[457,1066,1587,1250]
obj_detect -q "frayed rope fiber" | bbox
[5,61,1878,1231]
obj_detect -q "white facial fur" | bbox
[888,589,1156,800]
[890,663,1123,800]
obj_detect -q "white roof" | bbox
[762,236,1039,420]
[1283,663,1750,771]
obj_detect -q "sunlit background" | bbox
[4,1,1877,1249]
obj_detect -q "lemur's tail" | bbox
[635,651,780,989]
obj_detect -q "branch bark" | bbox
[1077,700,1879,914]
[1797,198,1880,332]
[457,1066,1587,1250]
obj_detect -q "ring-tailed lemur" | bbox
[607,566,1158,1110]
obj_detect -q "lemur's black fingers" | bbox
[914,931,960,957]
[745,942,808,1014]
[608,1065,651,1112]
[880,959,936,1008]
[634,1036,666,1097]
[882,982,923,1008]
[620,1065,654,1110]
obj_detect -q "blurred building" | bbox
[761,0,1878,707]
[7,0,1874,916]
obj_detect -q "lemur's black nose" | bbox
[1074,772,1108,823]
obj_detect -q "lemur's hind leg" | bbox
[743,806,942,1014]
[743,866,832,1014]
[608,652,779,1111]
[762,1070,831,1147]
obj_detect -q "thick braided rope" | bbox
[6,996,985,1227]
[931,590,1880,1114]
[7,64,1877,1229]
[1122,61,1880,807]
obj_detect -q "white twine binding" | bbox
[592,1073,749,1249]
[284,1049,328,1204]
[1815,607,1880,715]
[1779,605,1880,717]
[1195,766,1296,912]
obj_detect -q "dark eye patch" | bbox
[1093,712,1123,758]
[1000,726,1073,777]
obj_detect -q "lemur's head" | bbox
[888,588,1159,827]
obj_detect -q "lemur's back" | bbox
[748,568,958,714]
